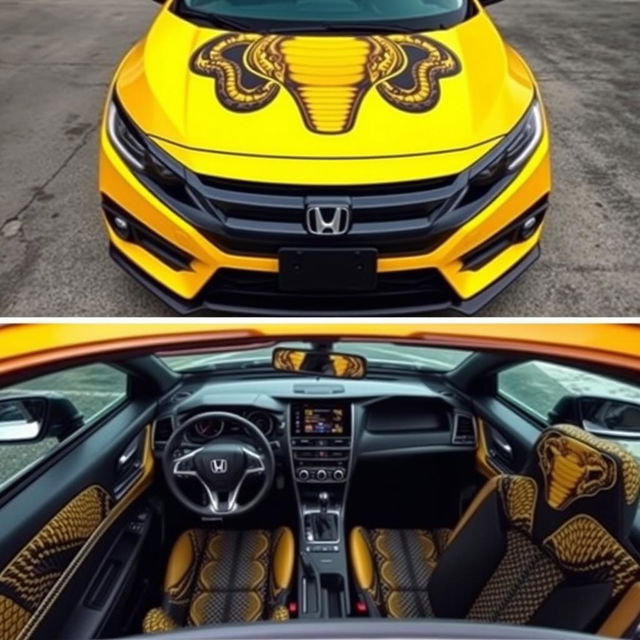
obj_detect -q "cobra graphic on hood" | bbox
[190,33,461,135]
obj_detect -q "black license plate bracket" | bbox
[278,248,378,292]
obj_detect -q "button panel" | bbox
[305,545,340,553]
[291,437,352,484]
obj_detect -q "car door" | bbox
[468,357,640,550]
[0,360,159,640]
[468,357,640,473]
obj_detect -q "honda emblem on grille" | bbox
[211,459,227,474]
[305,204,351,236]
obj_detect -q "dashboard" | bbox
[152,377,478,478]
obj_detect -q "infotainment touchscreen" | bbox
[292,403,350,437]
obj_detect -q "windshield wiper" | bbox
[266,22,421,35]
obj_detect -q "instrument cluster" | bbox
[185,409,281,443]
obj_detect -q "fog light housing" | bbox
[112,215,131,240]
[461,197,549,272]
[102,195,195,272]
[520,216,539,240]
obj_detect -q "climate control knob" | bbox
[316,469,328,481]
[297,468,310,481]
[333,468,346,481]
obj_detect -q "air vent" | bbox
[153,417,173,444]
[452,414,477,446]
[170,390,192,404]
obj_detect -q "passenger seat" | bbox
[350,527,451,617]
[349,424,640,634]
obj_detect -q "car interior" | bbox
[0,337,639,640]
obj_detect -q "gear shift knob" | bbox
[319,491,329,513]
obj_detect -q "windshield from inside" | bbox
[177,0,470,31]
[160,341,472,374]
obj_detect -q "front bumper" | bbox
[99,122,551,316]
[110,242,540,316]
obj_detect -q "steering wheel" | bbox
[162,411,276,517]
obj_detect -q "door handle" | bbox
[493,438,513,458]
[489,429,514,471]
[118,440,139,471]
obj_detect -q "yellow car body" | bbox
[1,324,637,376]
[99,0,551,315]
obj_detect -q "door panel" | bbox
[473,395,541,473]
[476,419,522,477]
[0,399,156,640]
[0,486,113,640]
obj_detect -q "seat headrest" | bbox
[522,424,640,540]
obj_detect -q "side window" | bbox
[0,363,127,489]
[497,360,640,457]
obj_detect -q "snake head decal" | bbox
[539,434,617,510]
[190,32,461,134]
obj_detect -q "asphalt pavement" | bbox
[0,0,638,317]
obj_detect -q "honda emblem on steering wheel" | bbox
[211,459,228,474]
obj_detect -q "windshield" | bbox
[160,341,472,373]
[178,0,470,31]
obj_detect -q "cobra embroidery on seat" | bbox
[0,486,112,640]
[538,431,617,510]
[547,425,640,506]
[543,515,640,597]
[500,475,538,534]
[190,33,460,134]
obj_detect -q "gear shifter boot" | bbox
[309,512,338,541]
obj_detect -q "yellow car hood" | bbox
[116,9,535,162]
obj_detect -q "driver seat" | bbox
[143,527,294,632]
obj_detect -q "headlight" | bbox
[106,99,147,171]
[106,95,183,186]
[505,100,543,171]
[468,100,544,189]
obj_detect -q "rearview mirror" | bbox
[550,395,640,437]
[0,393,84,443]
[272,348,367,379]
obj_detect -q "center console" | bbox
[288,402,355,619]
[290,402,352,483]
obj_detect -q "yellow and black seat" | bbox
[143,527,294,632]
[350,527,452,617]
[350,425,640,634]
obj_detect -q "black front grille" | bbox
[199,267,458,314]
[186,172,468,256]
[197,173,457,197]
[138,131,520,259]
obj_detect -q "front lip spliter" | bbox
[109,244,541,317]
